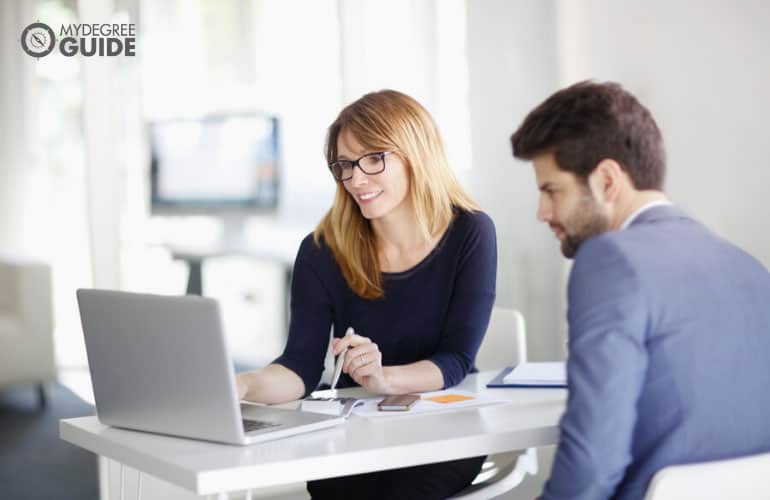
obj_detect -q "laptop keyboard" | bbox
[242,419,281,433]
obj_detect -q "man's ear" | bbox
[588,159,626,204]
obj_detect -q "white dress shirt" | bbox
[619,199,672,230]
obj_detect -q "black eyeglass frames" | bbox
[328,151,395,181]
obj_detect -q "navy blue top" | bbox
[273,209,497,396]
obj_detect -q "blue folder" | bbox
[486,366,567,389]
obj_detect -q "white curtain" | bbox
[0,0,42,255]
[0,0,136,368]
[78,0,123,289]
[336,0,472,174]
[0,0,94,368]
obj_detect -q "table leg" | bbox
[185,258,204,295]
[100,457,110,500]
[120,462,125,500]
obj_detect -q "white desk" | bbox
[60,372,566,497]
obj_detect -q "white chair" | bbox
[643,451,770,500]
[451,307,539,499]
[474,307,527,372]
[0,254,55,408]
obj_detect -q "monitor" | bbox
[149,113,280,214]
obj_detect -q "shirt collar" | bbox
[620,199,673,230]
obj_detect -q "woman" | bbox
[237,89,496,499]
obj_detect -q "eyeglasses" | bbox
[328,151,395,182]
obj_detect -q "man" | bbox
[510,81,770,499]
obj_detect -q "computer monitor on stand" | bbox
[149,112,282,292]
[149,112,280,236]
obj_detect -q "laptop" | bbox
[76,289,345,445]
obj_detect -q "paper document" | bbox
[502,362,566,386]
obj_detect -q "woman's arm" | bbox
[236,364,305,404]
[238,235,334,403]
[334,329,445,394]
[382,361,444,394]
[427,212,497,387]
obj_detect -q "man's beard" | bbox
[558,195,611,258]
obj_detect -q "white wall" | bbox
[465,0,770,363]
[557,0,770,270]
[465,3,770,497]
[466,0,568,362]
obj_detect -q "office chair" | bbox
[644,451,770,500]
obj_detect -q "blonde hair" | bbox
[314,90,479,299]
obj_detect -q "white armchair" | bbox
[0,254,55,408]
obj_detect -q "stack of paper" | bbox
[502,362,566,387]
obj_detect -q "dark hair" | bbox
[511,80,666,190]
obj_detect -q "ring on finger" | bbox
[359,355,365,366]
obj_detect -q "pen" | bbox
[330,327,354,391]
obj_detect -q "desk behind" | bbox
[167,224,307,335]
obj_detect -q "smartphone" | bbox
[377,394,420,411]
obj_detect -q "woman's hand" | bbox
[235,373,249,400]
[333,332,390,394]
[234,365,305,404]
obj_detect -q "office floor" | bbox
[0,382,98,500]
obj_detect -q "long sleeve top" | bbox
[273,209,497,396]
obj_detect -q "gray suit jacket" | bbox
[542,205,770,500]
